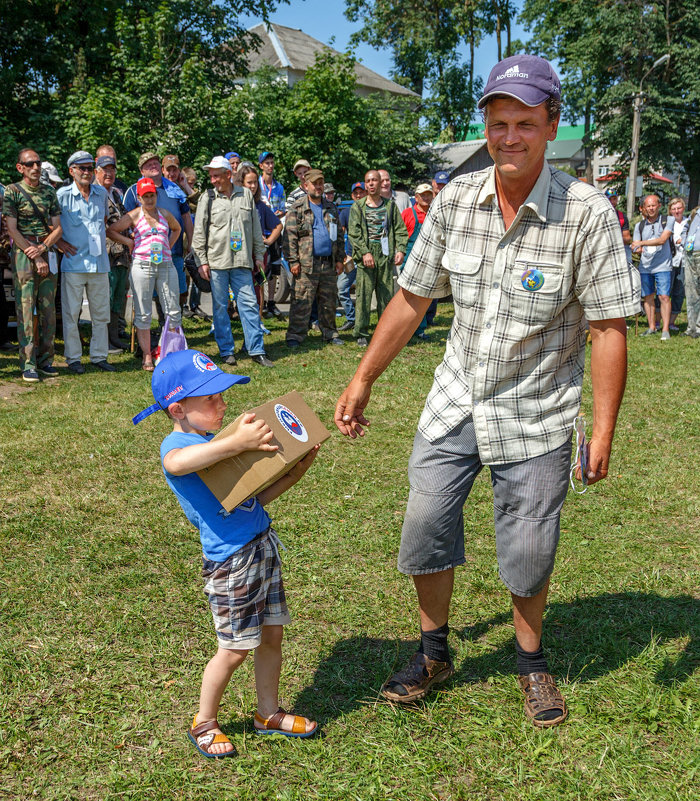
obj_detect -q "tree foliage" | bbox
[0,0,282,180]
[0,2,432,192]
[520,0,700,205]
[345,0,502,141]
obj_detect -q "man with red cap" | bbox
[335,55,640,727]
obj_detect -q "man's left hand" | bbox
[394,251,405,267]
[579,436,611,485]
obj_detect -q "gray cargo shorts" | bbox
[398,417,571,597]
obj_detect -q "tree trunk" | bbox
[584,103,593,184]
[495,3,502,61]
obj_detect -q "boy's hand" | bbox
[235,412,279,453]
[287,444,320,481]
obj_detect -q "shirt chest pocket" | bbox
[442,251,482,308]
[210,206,229,229]
[507,261,565,324]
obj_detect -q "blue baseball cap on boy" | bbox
[132,349,250,425]
[258,151,274,163]
[225,151,240,160]
[433,170,450,185]
[351,181,365,192]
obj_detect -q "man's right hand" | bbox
[362,253,375,268]
[59,239,78,257]
[334,377,372,438]
[34,258,49,277]
[290,264,301,278]
[199,263,211,280]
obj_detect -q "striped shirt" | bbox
[397,164,641,464]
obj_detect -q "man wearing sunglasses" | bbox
[3,148,65,382]
[56,151,115,374]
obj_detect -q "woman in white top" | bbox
[668,197,688,330]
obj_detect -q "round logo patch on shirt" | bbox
[521,268,545,292]
[274,404,308,442]
[193,352,217,373]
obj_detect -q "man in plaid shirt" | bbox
[335,55,640,727]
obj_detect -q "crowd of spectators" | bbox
[0,145,697,382]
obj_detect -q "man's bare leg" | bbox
[381,569,455,702]
[512,578,549,651]
[512,578,567,725]
[414,569,454,630]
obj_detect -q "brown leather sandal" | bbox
[518,672,568,727]
[381,652,455,703]
[254,707,317,738]
[187,716,236,758]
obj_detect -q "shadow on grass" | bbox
[292,592,698,725]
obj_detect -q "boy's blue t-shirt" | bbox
[161,431,271,561]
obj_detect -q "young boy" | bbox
[133,349,319,758]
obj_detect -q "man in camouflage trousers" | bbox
[283,168,345,348]
[347,169,407,346]
[3,148,65,382]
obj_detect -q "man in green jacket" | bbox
[348,169,407,346]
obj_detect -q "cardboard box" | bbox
[197,390,331,511]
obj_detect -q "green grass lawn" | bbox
[1,308,698,800]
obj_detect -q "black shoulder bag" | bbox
[184,189,214,293]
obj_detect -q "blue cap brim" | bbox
[132,371,250,425]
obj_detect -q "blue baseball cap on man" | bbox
[225,151,240,160]
[604,187,618,198]
[351,181,365,192]
[433,171,450,185]
[478,54,560,109]
[258,151,274,164]
[132,349,250,425]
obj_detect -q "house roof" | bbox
[430,139,489,172]
[244,23,419,98]
[546,139,584,161]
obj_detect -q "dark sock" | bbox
[515,640,549,675]
[516,641,561,721]
[419,623,450,663]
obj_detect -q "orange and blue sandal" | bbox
[254,708,318,738]
[187,716,236,758]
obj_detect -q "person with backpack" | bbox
[630,194,675,340]
[192,156,273,369]
[3,148,65,381]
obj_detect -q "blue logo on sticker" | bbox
[274,403,309,442]
[521,268,545,291]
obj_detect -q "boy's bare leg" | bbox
[197,647,248,754]
[253,625,315,733]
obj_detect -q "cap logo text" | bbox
[497,65,528,80]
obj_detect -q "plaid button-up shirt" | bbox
[397,164,641,464]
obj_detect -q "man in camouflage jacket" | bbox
[283,169,345,347]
